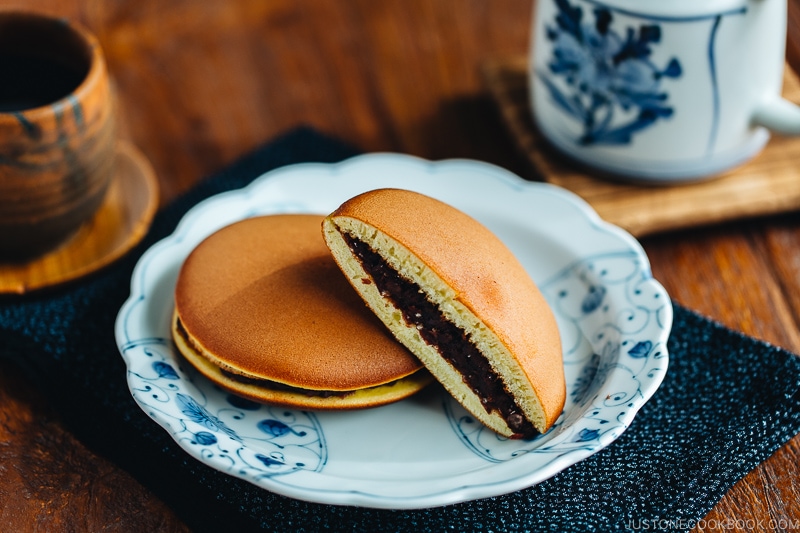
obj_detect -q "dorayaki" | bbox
[322,189,565,438]
[172,214,431,410]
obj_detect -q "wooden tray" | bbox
[482,57,800,237]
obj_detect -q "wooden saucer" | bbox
[0,142,159,294]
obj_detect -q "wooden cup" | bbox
[0,11,116,261]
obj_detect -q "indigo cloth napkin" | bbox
[1,127,799,533]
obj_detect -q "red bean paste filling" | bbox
[343,233,538,438]
[218,369,411,399]
[219,369,356,398]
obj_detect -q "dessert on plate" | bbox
[323,188,566,438]
[172,214,432,410]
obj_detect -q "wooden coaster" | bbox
[0,142,159,294]
[482,57,800,237]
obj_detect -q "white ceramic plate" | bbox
[115,154,672,509]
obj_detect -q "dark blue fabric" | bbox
[1,127,799,532]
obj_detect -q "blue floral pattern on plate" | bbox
[444,250,668,462]
[119,338,327,478]
[538,0,682,145]
[115,154,671,509]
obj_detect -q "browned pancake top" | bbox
[174,214,421,391]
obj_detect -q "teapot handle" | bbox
[752,97,800,135]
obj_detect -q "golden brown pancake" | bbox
[322,189,565,437]
[172,214,431,410]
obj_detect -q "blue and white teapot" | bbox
[529,0,798,182]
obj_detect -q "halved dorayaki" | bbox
[322,189,565,438]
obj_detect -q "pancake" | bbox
[322,189,565,437]
[172,214,431,410]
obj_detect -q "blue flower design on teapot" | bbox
[538,0,682,145]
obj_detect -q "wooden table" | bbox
[0,1,798,531]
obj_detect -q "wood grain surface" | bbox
[0,1,798,531]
